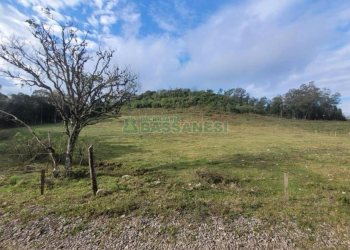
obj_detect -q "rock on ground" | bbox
[0,215,349,249]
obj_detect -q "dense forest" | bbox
[0,82,346,127]
[0,90,60,127]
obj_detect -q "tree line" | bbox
[129,82,345,120]
[0,90,60,127]
[0,82,346,128]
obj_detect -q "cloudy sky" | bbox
[1,0,350,114]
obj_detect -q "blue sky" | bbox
[1,0,350,114]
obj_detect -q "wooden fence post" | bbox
[88,145,98,195]
[284,172,289,202]
[40,169,45,195]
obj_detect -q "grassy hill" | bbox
[0,109,349,247]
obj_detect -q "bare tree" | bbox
[0,13,137,172]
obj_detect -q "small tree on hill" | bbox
[0,13,138,172]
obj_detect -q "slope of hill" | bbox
[0,110,349,248]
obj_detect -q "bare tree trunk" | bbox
[64,129,80,173]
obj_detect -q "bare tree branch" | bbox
[0,109,57,172]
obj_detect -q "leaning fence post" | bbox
[284,172,289,202]
[88,145,98,195]
[40,169,45,195]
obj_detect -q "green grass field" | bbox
[0,109,349,236]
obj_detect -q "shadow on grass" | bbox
[92,140,151,161]
[129,150,328,187]
[138,151,291,172]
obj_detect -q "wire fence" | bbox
[1,151,348,211]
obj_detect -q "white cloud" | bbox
[282,44,350,93]
[100,15,117,26]
[17,0,82,10]
[31,5,68,22]
[151,14,177,33]
[88,15,99,28]
[119,3,141,37]
[2,0,350,114]
[0,4,31,39]
[149,0,196,34]
[102,35,184,90]
[279,43,350,114]
[248,0,298,20]
[159,1,332,91]
[94,0,104,10]
[87,0,140,37]
[0,79,31,94]
[173,0,194,18]
[92,0,350,103]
